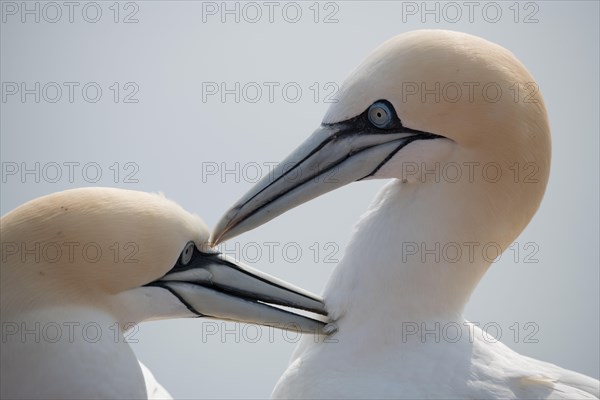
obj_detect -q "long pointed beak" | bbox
[147,246,328,334]
[211,123,438,244]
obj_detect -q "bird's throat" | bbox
[323,179,506,329]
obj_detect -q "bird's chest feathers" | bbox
[1,307,147,399]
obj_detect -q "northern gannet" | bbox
[0,187,327,399]
[211,30,600,399]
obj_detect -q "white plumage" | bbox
[211,30,600,399]
[1,187,326,399]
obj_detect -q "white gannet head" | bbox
[211,30,551,253]
[0,187,326,331]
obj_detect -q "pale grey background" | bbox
[1,1,598,398]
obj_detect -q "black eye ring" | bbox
[179,241,195,266]
[367,101,394,129]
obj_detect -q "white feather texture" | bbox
[0,188,211,399]
[271,30,599,399]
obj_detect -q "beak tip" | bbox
[210,218,232,247]
[208,233,219,247]
[208,232,224,247]
[210,223,240,246]
[212,203,250,245]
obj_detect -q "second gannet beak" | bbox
[211,100,442,245]
[146,242,328,334]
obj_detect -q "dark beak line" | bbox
[148,247,327,316]
[144,248,329,333]
[359,133,443,180]
[147,279,324,321]
[220,129,442,240]
[145,281,206,317]
[218,127,344,237]
[190,251,325,315]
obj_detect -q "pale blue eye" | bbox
[368,102,393,128]
[179,241,195,266]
